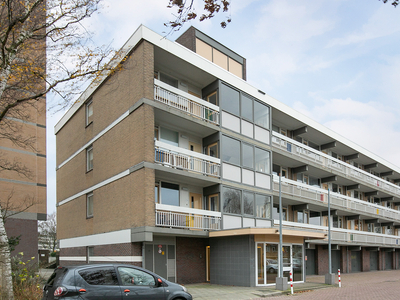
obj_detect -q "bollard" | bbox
[290,271,293,294]
[338,269,341,288]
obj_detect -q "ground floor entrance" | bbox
[256,242,304,286]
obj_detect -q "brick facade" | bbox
[176,237,207,284]
[5,218,38,261]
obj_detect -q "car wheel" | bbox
[269,268,275,273]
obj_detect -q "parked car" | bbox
[42,264,192,300]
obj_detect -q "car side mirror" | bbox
[157,278,163,287]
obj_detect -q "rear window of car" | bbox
[46,268,68,286]
[78,267,119,285]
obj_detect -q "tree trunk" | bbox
[0,209,14,300]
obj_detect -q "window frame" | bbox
[87,192,93,218]
[86,99,93,126]
[86,146,93,172]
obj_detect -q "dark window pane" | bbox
[118,267,155,286]
[222,187,241,214]
[243,192,254,215]
[79,267,119,285]
[255,148,270,173]
[161,182,179,206]
[256,195,271,218]
[220,84,239,116]
[241,94,253,121]
[242,143,254,168]
[160,127,179,147]
[160,73,178,88]
[222,136,240,165]
[254,101,270,129]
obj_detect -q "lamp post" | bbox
[325,188,335,285]
[276,173,288,290]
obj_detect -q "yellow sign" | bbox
[377,209,379,215]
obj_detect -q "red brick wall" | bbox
[176,237,207,284]
[5,218,38,261]
[316,245,328,274]
[379,250,384,270]
[361,248,370,272]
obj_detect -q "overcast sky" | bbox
[46,0,400,213]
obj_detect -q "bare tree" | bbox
[165,0,231,32]
[0,0,125,298]
[381,0,399,7]
[38,212,57,253]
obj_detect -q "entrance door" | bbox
[385,251,393,270]
[189,141,202,172]
[306,249,315,275]
[351,251,361,272]
[190,193,202,228]
[370,251,378,271]
[282,246,291,280]
[154,244,167,279]
[331,250,341,274]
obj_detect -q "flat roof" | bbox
[55,24,400,175]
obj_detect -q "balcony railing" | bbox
[154,79,220,125]
[273,176,400,222]
[275,220,400,247]
[272,132,400,198]
[155,140,220,177]
[156,204,221,230]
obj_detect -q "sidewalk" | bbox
[186,275,330,300]
[186,270,400,300]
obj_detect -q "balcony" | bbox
[155,140,220,177]
[272,132,400,198]
[275,220,400,247]
[154,79,220,125]
[155,203,221,230]
[273,176,400,222]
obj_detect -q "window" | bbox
[207,91,218,105]
[159,72,178,88]
[254,101,269,129]
[243,192,254,215]
[221,136,240,165]
[222,187,241,214]
[87,193,93,218]
[206,194,219,211]
[86,100,93,126]
[118,267,155,286]
[87,146,93,171]
[255,148,270,173]
[242,143,254,169]
[207,142,218,158]
[241,94,253,121]
[160,127,179,147]
[220,84,239,116]
[160,182,179,206]
[79,267,118,285]
[255,195,271,218]
[155,184,159,203]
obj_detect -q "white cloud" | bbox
[327,5,400,48]
[293,97,400,167]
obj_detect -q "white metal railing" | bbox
[273,176,400,222]
[154,79,220,125]
[271,131,400,198]
[275,220,400,247]
[155,204,221,230]
[155,140,220,177]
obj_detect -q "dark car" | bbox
[42,264,192,300]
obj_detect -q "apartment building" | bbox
[1,8,47,260]
[56,25,400,287]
